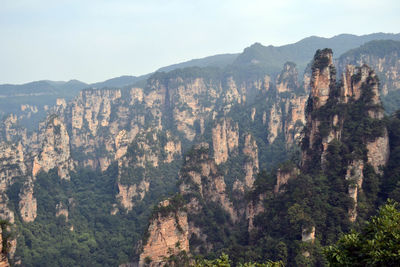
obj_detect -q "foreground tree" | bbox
[324,200,400,266]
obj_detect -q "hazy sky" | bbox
[1,0,399,84]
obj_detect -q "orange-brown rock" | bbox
[267,103,282,144]
[55,202,69,221]
[139,200,189,266]
[345,160,364,222]
[310,49,335,109]
[19,180,37,223]
[284,95,307,146]
[33,115,74,180]
[180,143,237,222]
[212,119,239,165]
[117,180,150,211]
[367,129,390,174]
[302,226,315,243]
[243,133,259,188]
[276,62,299,93]
[338,44,400,96]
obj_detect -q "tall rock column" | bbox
[310,49,335,110]
[302,49,336,166]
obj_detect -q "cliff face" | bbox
[0,142,27,223]
[302,49,389,221]
[267,104,282,144]
[276,62,299,93]
[338,40,400,95]
[139,199,189,266]
[33,115,74,180]
[283,95,307,146]
[212,119,239,165]
[310,49,335,109]
[179,143,237,222]
[242,133,259,188]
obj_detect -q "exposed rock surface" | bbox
[309,49,335,109]
[267,104,282,144]
[345,160,364,222]
[180,143,237,222]
[19,180,37,223]
[242,133,259,188]
[367,130,390,174]
[302,49,390,225]
[55,202,69,221]
[276,62,299,93]
[283,95,307,146]
[33,115,74,180]
[116,180,150,211]
[302,226,316,243]
[139,199,189,266]
[212,119,239,165]
[338,41,400,95]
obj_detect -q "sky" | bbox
[1,0,399,84]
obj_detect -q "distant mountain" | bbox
[0,80,87,97]
[231,32,400,77]
[1,32,399,129]
[157,53,238,73]
[338,39,400,60]
[90,74,151,89]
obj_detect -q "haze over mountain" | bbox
[1,32,399,130]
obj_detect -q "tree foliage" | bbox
[324,200,400,266]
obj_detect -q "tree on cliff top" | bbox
[324,200,400,266]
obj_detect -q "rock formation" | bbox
[179,143,237,222]
[309,49,335,109]
[19,180,37,223]
[267,103,282,144]
[345,160,364,222]
[302,49,389,222]
[33,115,74,180]
[242,133,259,188]
[338,40,400,95]
[212,119,239,165]
[139,199,189,266]
[116,180,150,211]
[276,62,299,93]
[283,95,307,146]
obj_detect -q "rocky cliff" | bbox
[138,198,189,266]
[212,118,239,165]
[32,115,74,180]
[302,48,389,221]
[338,40,400,95]
[0,142,27,223]
[179,143,237,222]
[276,62,299,93]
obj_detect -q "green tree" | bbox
[324,200,400,266]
